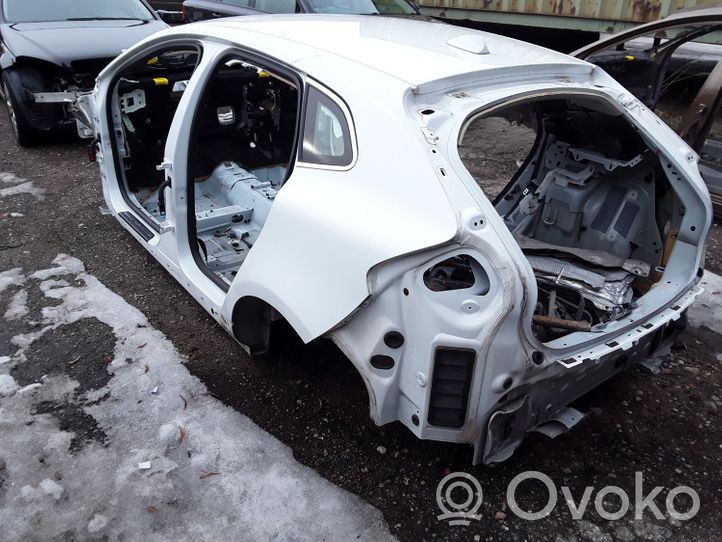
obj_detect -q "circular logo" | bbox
[436,472,483,525]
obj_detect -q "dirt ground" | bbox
[0,105,720,540]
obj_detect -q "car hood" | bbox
[1,20,168,67]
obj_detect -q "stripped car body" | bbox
[76,16,711,463]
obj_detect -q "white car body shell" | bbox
[84,15,711,463]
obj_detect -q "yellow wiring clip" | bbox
[147,56,159,65]
[258,70,270,78]
[153,77,170,86]
[625,55,635,61]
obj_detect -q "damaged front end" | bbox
[4,58,109,138]
[333,78,710,465]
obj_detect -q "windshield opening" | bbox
[3,0,154,23]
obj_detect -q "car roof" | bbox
[173,15,585,88]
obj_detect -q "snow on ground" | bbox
[0,268,25,294]
[689,271,722,336]
[3,290,28,321]
[0,172,24,183]
[0,255,393,541]
[0,172,45,200]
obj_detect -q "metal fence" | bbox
[419,0,721,33]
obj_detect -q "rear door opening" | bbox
[107,43,357,295]
[185,54,301,288]
[459,94,704,345]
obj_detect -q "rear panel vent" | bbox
[428,349,475,428]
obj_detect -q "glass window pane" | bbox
[301,87,353,166]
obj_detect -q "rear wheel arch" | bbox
[230,294,380,420]
[232,296,381,424]
[231,295,279,356]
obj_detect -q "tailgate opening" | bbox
[458,93,706,346]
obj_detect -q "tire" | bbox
[2,72,43,147]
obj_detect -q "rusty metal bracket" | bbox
[678,58,722,152]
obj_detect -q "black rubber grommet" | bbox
[370,355,395,370]
[532,351,544,365]
[384,331,404,349]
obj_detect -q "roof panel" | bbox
[188,15,584,86]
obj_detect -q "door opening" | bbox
[186,55,300,287]
[108,45,202,225]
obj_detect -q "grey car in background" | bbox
[182,0,420,22]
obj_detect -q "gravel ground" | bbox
[0,107,720,540]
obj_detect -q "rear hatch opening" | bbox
[458,93,706,346]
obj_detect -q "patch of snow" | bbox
[688,271,722,335]
[0,356,12,365]
[0,172,44,200]
[0,375,18,397]
[577,520,613,542]
[40,479,64,500]
[19,485,36,500]
[30,254,84,280]
[17,383,42,394]
[87,514,108,534]
[0,181,45,201]
[0,255,393,541]
[10,326,53,361]
[0,172,24,184]
[40,279,70,291]
[0,268,25,294]
[4,290,28,320]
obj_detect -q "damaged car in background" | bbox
[0,0,169,146]
[73,16,711,464]
[573,6,722,217]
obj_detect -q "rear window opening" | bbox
[459,95,691,344]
